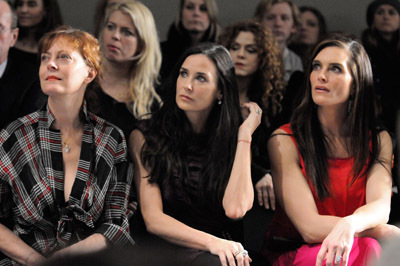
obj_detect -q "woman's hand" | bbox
[208,237,251,266]
[238,102,262,141]
[316,216,355,266]
[255,173,275,210]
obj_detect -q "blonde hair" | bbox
[100,1,162,119]
[175,0,220,39]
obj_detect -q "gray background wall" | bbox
[59,0,370,41]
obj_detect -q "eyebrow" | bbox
[180,67,207,76]
[312,59,344,66]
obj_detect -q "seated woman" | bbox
[218,19,285,264]
[160,0,220,83]
[289,6,327,67]
[219,20,285,211]
[0,26,133,265]
[130,42,260,266]
[11,0,63,65]
[88,1,162,142]
[264,35,400,265]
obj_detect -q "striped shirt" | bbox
[0,103,134,264]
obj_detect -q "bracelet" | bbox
[25,252,34,265]
[238,139,251,144]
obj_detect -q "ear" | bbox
[216,90,223,101]
[10,28,18,47]
[85,68,97,84]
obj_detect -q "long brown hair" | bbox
[290,35,383,199]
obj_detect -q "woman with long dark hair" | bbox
[11,0,62,64]
[362,0,400,135]
[264,35,400,265]
[130,42,260,266]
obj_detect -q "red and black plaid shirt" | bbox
[0,104,134,264]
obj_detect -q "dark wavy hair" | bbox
[141,42,242,204]
[290,34,382,200]
[14,0,63,43]
[219,20,285,128]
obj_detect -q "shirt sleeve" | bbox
[95,160,134,246]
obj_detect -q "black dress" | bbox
[362,29,400,134]
[134,126,239,266]
[0,48,47,129]
[86,82,138,143]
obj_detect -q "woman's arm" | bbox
[52,233,109,259]
[129,130,250,266]
[222,102,261,219]
[315,130,393,265]
[0,223,45,265]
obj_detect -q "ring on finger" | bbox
[256,109,262,115]
[233,250,240,257]
[241,250,248,257]
[334,255,342,263]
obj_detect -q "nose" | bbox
[19,3,28,12]
[274,17,283,27]
[237,47,245,58]
[317,69,327,83]
[182,78,193,92]
[111,29,120,40]
[193,6,200,16]
[46,58,58,71]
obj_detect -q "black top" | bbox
[86,82,138,143]
[0,49,47,129]
[159,23,217,85]
[362,29,400,134]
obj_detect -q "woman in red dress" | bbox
[265,34,400,265]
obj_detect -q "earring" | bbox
[218,99,222,105]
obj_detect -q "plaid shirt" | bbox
[0,104,134,264]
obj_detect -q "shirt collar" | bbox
[0,59,7,78]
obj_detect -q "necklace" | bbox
[61,136,71,153]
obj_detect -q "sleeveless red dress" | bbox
[262,124,381,265]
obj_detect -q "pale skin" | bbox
[230,31,276,210]
[268,46,400,266]
[130,54,261,266]
[0,39,110,265]
[100,9,139,103]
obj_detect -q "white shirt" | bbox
[0,59,7,78]
[283,47,303,81]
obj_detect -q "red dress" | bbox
[262,124,380,265]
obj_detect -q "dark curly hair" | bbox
[219,20,285,128]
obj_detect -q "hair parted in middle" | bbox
[290,34,383,200]
[219,20,285,128]
[141,42,243,204]
[175,0,220,40]
[99,1,162,119]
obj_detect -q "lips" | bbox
[107,45,120,52]
[46,75,61,81]
[315,86,330,92]
[235,62,245,67]
[180,95,193,101]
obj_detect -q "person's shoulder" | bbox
[88,111,126,143]
[0,110,43,145]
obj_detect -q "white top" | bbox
[283,47,303,81]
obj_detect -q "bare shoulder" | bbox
[129,129,146,155]
[268,128,298,162]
